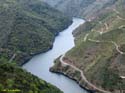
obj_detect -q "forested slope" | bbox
[0,59,63,93]
[0,0,72,65]
[0,0,72,92]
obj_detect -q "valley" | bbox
[0,0,125,93]
[23,18,88,93]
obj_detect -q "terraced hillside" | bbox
[51,0,125,93]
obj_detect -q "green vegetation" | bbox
[0,60,63,93]
[0,0,72,92]
[0,0,72,65]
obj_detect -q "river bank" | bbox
[50,68,95,93]
[50,55,97,93]
[23,18,87,93]
[20,20,72,66]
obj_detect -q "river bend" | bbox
[23,18,87,93]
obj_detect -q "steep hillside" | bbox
[51,0,125,93]
[43,0,117,19]
[0,0,72,65]
[0,0,72,92]
[0,59,63,93]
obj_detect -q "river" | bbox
[23,18,88,93]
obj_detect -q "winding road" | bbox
[113,9,125,20]
[111,41,125,55]
[88,39,125,55]
[84,34,89,42]
[120,76,125,79]
[9,53,16,63]
[60,38,125,92]
[59,25,125,93]
[60,55,111,93]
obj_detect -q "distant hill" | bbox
[43,0,117,19]
[43,0,96,18]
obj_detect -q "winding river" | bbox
[23,18,88,93]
